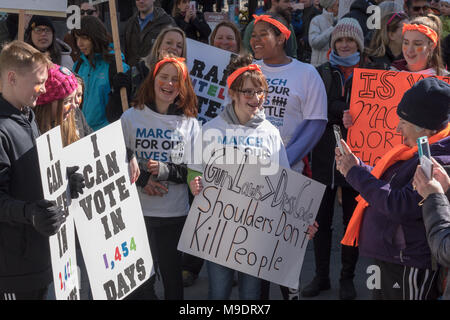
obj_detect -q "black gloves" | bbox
[67,166,85,199]
[24,200,66,237]
[112,72,131,94]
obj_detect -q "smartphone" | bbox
[189,1,196,12]
[333,124,345,154]
[417,136,432,179]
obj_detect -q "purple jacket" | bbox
[346,136,450,269]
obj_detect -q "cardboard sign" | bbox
[178,147,326,289]
[347,68,450,167]
[36,127,79,300]
[0,0,68,17]
[64,121,153,300]
[186,39,236,124]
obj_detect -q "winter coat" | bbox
[124,8,175,67]
[56,38,74,70]
[342,0,373,36]
[73,50,129,131]
[0,95,52,291]
[364,46,402,70]
[308,10,335,66]
[422,193,450,300]
[173,12,211,43]
[311,61,355,187]
[346,136,450,270]
[296,5,321,63]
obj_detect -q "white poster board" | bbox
[178,147,326,289]
[186,39,236,124]
[64,121,154,300]
[0,0,68,17]
[36,127,79,300]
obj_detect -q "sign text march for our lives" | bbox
[186,39,236,124]
[36,127,79,300]
[37,121,153,300]
[178,147,326,289]
[347,68,450,167]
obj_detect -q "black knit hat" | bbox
[26,15,55,35]
[397,77,450,131]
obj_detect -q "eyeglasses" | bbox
[412,4,431,11]
[386,12,408,26]
[238,89,267,98]
[81,9,97,15]
[32,27,52,35]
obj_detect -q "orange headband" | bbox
[153,57,188,80]
[402,23,438,47]
[253,14,291,40]
[226,64,262,89]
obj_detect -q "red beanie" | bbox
[36,64,78,106]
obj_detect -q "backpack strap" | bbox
[316,62,333,97]
[73,59,82,74]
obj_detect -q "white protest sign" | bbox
[186,38,236,124]
[0,0,68,17]
[36,126,79,300]
[64,121,154,300]
[178,147,326,289]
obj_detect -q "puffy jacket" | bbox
[56,38,74,70]
[0,95,51,291]
[123,8,175,67]
[346,136,450,270]
[308,9,335,66]
[73,50,129,131]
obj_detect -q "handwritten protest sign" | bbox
[36,127,79,300]
[64,121,153,300]
[347,68,450,167]
[186,38,236,124]
[178,147,326,289]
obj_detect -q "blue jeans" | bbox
[206,261,261,300]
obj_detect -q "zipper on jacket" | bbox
[399,250,404,263]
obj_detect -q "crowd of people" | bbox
[0,0,449,301]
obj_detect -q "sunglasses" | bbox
[81,9,97,15]
[386,12,408,26]
[412,4,431,11]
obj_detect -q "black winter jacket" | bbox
[311,62,354,187]
[343,0,374,36]
[173,12,211,43]
[0,95,52,291]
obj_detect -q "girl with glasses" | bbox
[187,54,315,300]
[25,16,74,69]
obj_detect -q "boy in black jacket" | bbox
[0,41,83,300]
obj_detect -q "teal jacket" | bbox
[73,50,129,131]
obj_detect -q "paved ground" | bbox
[155,197,374,300]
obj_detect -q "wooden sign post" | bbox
[108,0,129,112]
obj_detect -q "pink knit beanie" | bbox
[36,64,78,106]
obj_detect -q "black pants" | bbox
[182,253,204,275]
[371,259,440,300]
[313,185,359,280]
[127,216,186,300]
[1,287,48,300]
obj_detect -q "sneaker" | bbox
[300,277,331,297]
[339,278,356,300]
[182,271,197,287]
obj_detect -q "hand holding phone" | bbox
[417,136,432,180]
[333,124,345,155]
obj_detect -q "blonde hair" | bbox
[0,40,52,77]
[407,14,444,75]
[34,100,80,147]
[143,27,187,69]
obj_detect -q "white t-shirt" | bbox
[121,106,201,218]
[188,114,290,176]
[257,59,328,147]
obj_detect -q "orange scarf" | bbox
[341,123,450,247]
